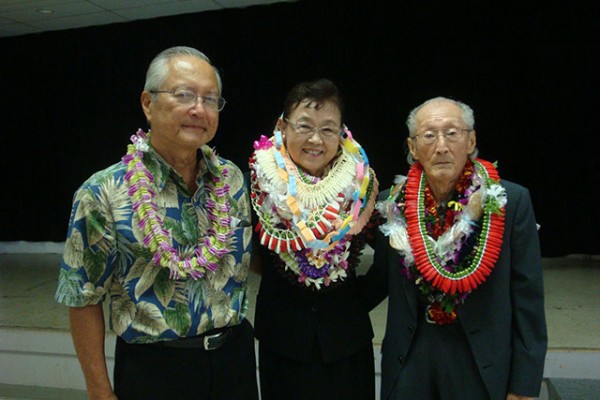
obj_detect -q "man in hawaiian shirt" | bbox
[55,46,258,400]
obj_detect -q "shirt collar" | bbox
[143,145,213,193]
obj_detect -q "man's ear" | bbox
[141,91,153,124]
[467,129,477,155]
[407,137,418,161]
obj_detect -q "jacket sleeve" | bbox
[507,186,548,396]
[356,189,393,311]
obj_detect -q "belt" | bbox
[151,326,233,350]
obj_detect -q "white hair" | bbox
[405,96,478,165]
[143,46,222,94]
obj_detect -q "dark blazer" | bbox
[247,162,381,363]
[367,180,548,400]
[253,242,375,363]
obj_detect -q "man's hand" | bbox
[507,393,534,400]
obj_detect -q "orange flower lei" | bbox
[379,158,506,323]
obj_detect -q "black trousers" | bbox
[114,319,258,400]
[389,316,489,400]
[258,340,375,400]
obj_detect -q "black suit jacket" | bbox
[253,242,376,363]
[248,163,381,363]
[366,180,548,400]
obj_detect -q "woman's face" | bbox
[281,99,342,177]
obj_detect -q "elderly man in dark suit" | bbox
[367,97,547,400]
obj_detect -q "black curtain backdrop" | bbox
[0,0,597,257]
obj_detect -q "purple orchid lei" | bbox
[122,129,234,280]
[276,237,352,289]
[296,238,350,280]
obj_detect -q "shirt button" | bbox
[408,325,414,332]
[398,356,405,364]
[311,304,319,312]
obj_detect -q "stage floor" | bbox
[1,249,599,399]
[1,251,599,351]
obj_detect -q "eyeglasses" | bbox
[411,128,471,145]
[150,89,227,112]
[284,118,341,139]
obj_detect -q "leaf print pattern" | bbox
[132,301,169,336]
[227,167,244,194]
[197,313,211,335]
[207,290,236,328]
[156,180,179,209]
[125,257,151,283]
[110,281,136,336]
[243,222,252,250]
[63,230,84,270]
[55,268,85,305]
[234,252,251,284]
[206,253,237,291]
[83,247,106,284]
[134,262,162,300]
[82,282,106,304]
[164,302,192,336]
[153,268,176,308]
[55,146,252,343]
[101,177,130,229]
[186,278,205,313]
[165,206,200,246]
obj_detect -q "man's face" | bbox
[141,55,220,153]
[408,100,476,187]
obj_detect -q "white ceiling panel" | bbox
[88,0,177,9]
[112,2,221,21]
[216,0,290,6]
[0,0,85,12]
[1,2,104,23]
[29,11,126,31]
[0,22,42,36]
[0,0,297,38]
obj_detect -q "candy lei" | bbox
[122,129,233,280]
[249,128,378,289]
[378,158,506,322]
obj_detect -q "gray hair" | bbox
[144,46,223,94]
[405,96,478,164]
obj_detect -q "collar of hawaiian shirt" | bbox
[143,145,211,194]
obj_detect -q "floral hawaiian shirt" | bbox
[55,143,252,344]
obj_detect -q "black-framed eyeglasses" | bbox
[150,89,226,112]
[411,128,471,145]
[284,118,341,139]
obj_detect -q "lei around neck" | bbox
[249,128,378,289]
[122,129,234,280]
[378,158,506,323]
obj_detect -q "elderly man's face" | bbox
[408,100,476,188]
[141,55,220,153]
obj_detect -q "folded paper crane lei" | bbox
[378,158,506,324]
[249,128,378,289]
[122,129,233,280]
